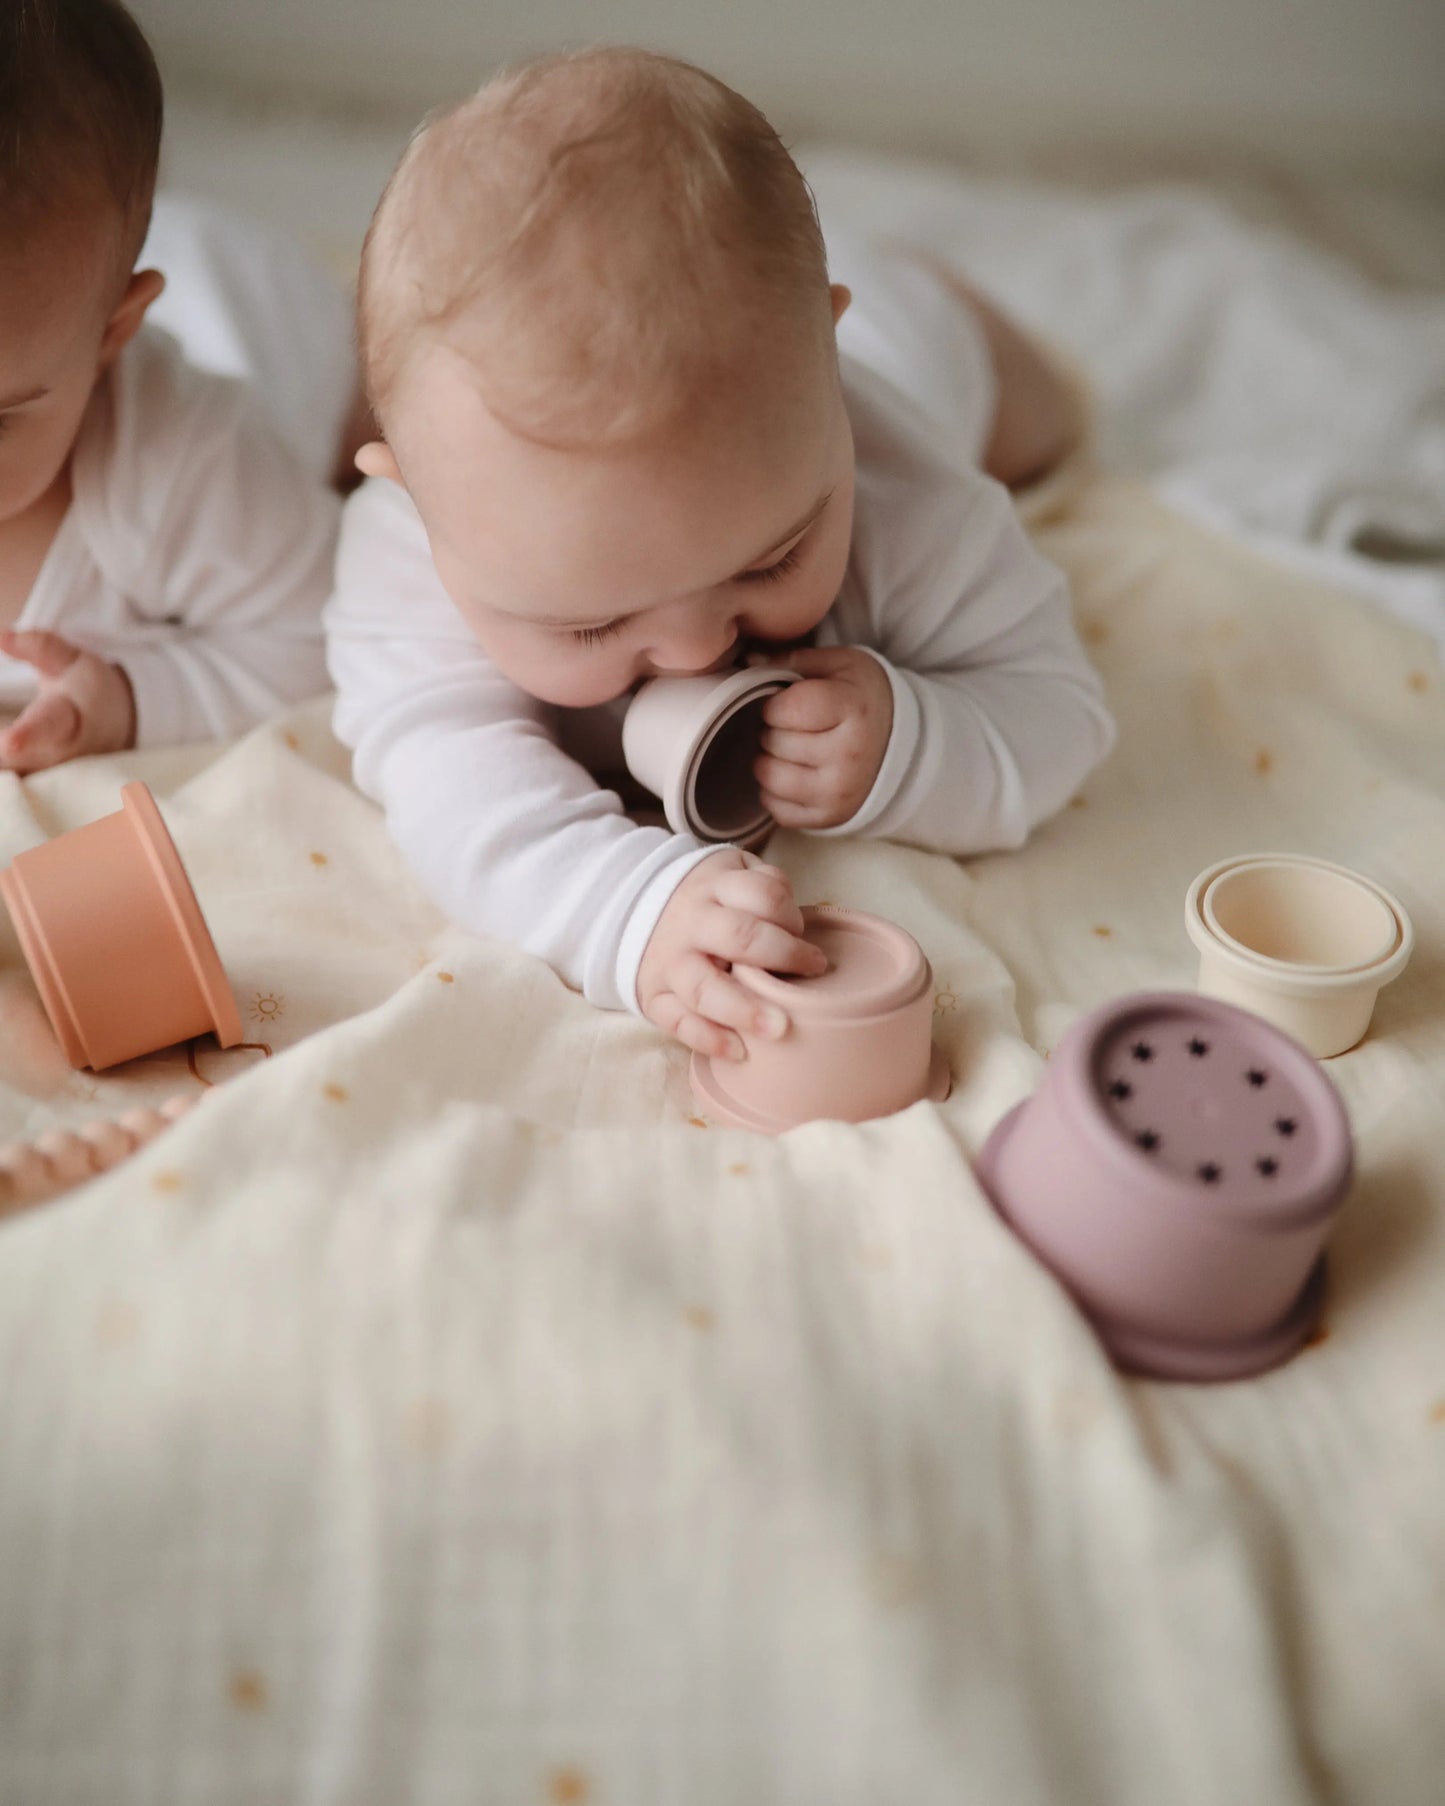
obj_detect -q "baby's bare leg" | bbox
[902,250,1083,490]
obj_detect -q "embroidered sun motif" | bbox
[933,988,959,1016]
[251,992,285,1025]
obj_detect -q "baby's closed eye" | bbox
[735,544,804,587]
[571,620,624,646]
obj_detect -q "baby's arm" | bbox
[112,368,337,746]
[0,351,337,772]
[765,466,1114,853]
[328,482,819,1027]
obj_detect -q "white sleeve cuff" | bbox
[614,842,723,1016]
[118,643,219,748]
[806,646,923,839]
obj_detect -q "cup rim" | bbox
[122,784,243,1050]
[630,665,796,842]
[679,677,793,843]
[1185,853,1414,994]
[732,904,934,1021]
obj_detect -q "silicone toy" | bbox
[0,781,242,1071]
[691,904,951,1132]
[0,1094,196,1214]
[623,665,799,849]
[1186,853,1413,1058]
[975,992,1353,1381]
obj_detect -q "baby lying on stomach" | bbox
[325,46,1116,1062]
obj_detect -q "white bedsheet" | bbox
[1,463,1442,1801]
[803,150,1445,653]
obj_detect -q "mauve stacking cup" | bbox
[975,991,1353,1381]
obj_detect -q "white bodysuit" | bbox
[0,322,338,747]
[325,239,1116,1013]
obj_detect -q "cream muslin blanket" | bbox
[0,471,1441,1804]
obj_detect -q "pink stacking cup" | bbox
[622,666,798,849]
[691,904,951,1132]
[975,992,1353,1381]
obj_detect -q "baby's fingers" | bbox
[0,630,81,680]
[0,691,82,774]
[699,902,826,977]
[649,953,794,1061]
[762,678,844,733]
[712,863,806,935]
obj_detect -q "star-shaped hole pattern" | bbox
[1095,1010,1319,1194]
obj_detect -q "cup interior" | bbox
[1203,861,1399,972]
[687,694,772,840]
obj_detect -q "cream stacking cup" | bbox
[690,904,951,1132]
[1185,853,1413,1058]
[622,666,799,850]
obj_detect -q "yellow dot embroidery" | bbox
[229,1670,268,1712]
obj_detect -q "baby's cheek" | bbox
[476,629,635,709]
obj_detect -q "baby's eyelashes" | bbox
[736,543,805,587]
[570,619,624,646]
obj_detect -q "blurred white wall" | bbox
[131,0,1445,177]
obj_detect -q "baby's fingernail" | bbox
[756,1006,788,1039]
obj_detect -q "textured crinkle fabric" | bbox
[0,475,1443,1803]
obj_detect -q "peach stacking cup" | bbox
[691,904,951,1132]
[0,782,242,1071]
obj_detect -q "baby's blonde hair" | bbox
[359,46,831,450]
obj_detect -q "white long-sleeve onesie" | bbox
[326,247,1115,1014]
[0,323,337,746]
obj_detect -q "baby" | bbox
[0,0,336,775]
[327,48,1116,1061]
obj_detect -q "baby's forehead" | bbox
[392,339,846,617]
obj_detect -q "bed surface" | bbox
[1,104,1443,1805]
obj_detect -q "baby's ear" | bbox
[99,268,166,370]
[354,440,404,485]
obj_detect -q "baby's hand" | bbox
[754,646,894,830]
[638,849,827,1061]
[0,631,136,774]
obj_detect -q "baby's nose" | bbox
[651,620,738,676]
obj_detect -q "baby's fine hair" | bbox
[0,0,163,268]
[360,46,831,450]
